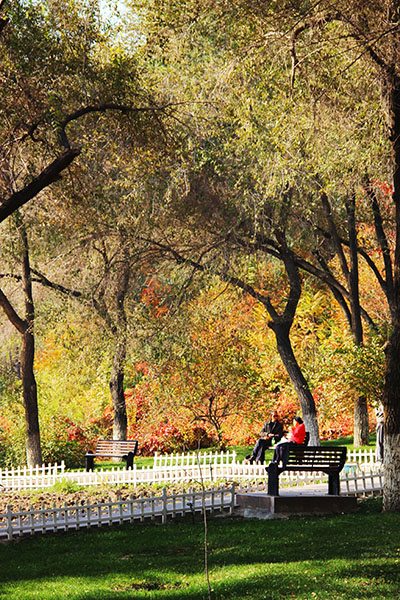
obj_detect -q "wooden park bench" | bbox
[266,445,347,496]
[85,439,139,471]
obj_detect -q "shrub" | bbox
[41,439,85,469]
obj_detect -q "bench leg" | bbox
[266,462,279,496]
[85,454,94,472]
[126,452,134,469]
[328,472,340,495]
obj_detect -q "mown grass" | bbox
[0,498,398,600]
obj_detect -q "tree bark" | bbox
[21,329,42,466]
[20,225,42,466]
[382,4,400,510]
[110,339,128,440]
[269,320,320,445]
[353,396,369,448]
[109,254,131,440]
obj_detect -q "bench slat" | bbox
[266,445,347,495]
[85,440,139,471]
[285,446,346,472]
[94,440,138,456]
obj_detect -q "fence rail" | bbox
[341,469,384,497]
[0,462,65,490]
[0,467,385,541]
[0,448,381,491]
[346,448,378,466]
[153,450,237,469]
[0,484,236,541]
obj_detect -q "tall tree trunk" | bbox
[346,196,369,446]
[21,328,41,466]
[20,225,42,466]
[353,396,369,448]
[269,320,320,445]
[110,338,128,440]
[382,7,400,509]
[109,254,130,440]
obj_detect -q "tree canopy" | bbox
[1,0,400,510]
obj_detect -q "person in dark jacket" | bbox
[245,411,284,464]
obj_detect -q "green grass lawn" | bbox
[0,499,399,600]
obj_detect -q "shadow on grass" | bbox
[0,507,399,600]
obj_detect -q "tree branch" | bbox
[289,9,392,90]
[59,102,185,149]
[0,149,80,223]
[367,183,395,309]
[30,268,82,298]
[0,288,27,334]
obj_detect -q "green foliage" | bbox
[0,432,25,469]
[0,0,393,467]
[51,477,83,494]
[41,440,85,470]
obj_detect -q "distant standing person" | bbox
[245,411,284,465]
[375,403,384,463]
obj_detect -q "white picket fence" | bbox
[0,467,386,541]
[0,462,344,490]
[346,448,377,467]
[0,484,236,541]
[0,462,65,491]
[153,450,237,468]
[341,469,384,497]
[0,448,381,491]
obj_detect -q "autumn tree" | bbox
[0,0,176,461]
[139,280,270,448]
[129,0,400,508]
[24,103,177,441]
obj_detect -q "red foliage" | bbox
[48,416,94,452]
[138,422,215,455]
[140,279,169,318]
[274,394,302,430]
[87,407,113,439]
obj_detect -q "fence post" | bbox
[6,505,13,540]
[230,483,236,514]
[162,487,168,524]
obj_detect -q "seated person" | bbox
[270,416,306,467]
[245,411,284,464]
[275,430,289,444]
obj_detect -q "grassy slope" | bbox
[0,499,398,600]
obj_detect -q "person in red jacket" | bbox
[271,416,306,466]
[290,417,306,444]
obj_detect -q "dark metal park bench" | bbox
[266,445,347,496]
[85,439,139,471]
